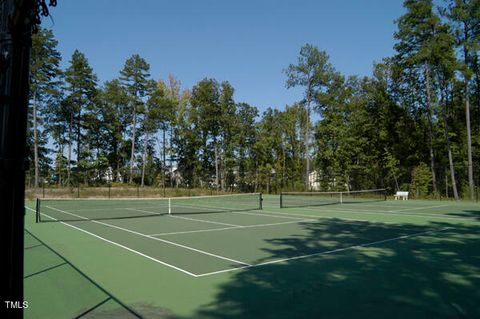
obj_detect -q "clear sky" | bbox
[42,0,405,112]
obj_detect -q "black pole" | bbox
[0,1,36,317]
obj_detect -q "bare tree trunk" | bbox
[170,125,174,187]
[140,131,148,187]
[214,142,219,193]
[282,140,286,190]
[441,85,459,200]
[465,82,474,200]
[424,62,438,194]
[305,97,311,191]
[129,105,137,184]
[67,112,73,186]
[163,127,166,193]
[58,142,63,186]
[114,139,120,183]
[32,92,39,188]
[463,30,475,200]
[76,106,81,181]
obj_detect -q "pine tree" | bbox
[98,79,130,182]
[120,54,153,184]
[285,44,337,190]
[29,28,62,187]
[63,49,98,185]
[443,0,480,199]
[393,0,449,195]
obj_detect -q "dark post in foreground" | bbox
[0,1,56,317]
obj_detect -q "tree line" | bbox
[29,0,480,199]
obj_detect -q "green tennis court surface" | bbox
[24,194,480,318]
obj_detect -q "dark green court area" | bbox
[24,195,480,318]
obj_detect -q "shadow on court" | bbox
[186,219,480,319]
[24,230,144,319]
[448,209,480,220]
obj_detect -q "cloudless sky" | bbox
[42,0,405,112]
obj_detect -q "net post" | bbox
[280,192,283,208]
[340,192,343,204]
[108,184,111,199]
[35,198,40,223]
[168,198,171,215]
[259,193,263,210]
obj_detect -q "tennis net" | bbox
[36,193,263,223]
[280,189,386,208]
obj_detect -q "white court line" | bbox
[388,205,448,212]
[124,207,164,216]
[262,209,426,231]
[262,208,399,225]
[25,207,199,277]
[45,206,251,266]
[167,214,241,227]
[275,205,474,222]
[150,219,316,236]
[232,210,307,220]
[341,203,408,209]
[318,207,472,221]
[195,227,451,277]
[127,206,244,228]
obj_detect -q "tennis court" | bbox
[24,192,480,318]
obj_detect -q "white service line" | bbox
[167,214,241,227]
[232,210,307,220]
[388,205,448,212]
[274,205,472,222]
[45,206,251,266]
[124,207,164,216]
[150,218,316,236]
[260,208,440,231]
[195,227,451,277]
[27,207,199,277]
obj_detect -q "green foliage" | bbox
[28,27,62,186]
[29,6,480,198]
[411,162,433,198]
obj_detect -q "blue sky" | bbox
[42,0,405,112]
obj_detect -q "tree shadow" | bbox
[447,210,480,220]
[186,219,480,319]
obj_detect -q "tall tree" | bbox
[190,78,222,190]
[29,28,62,187]
[120,54,153,184]
[236,103,259,191]
[393,0,448,195]
[444,0,480,199]
[218,81,238,191]
[98,79,130,182]
[434,20,460,199]
[147,79,177,188]
[285,44,337,190]
[64,49,98,184]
